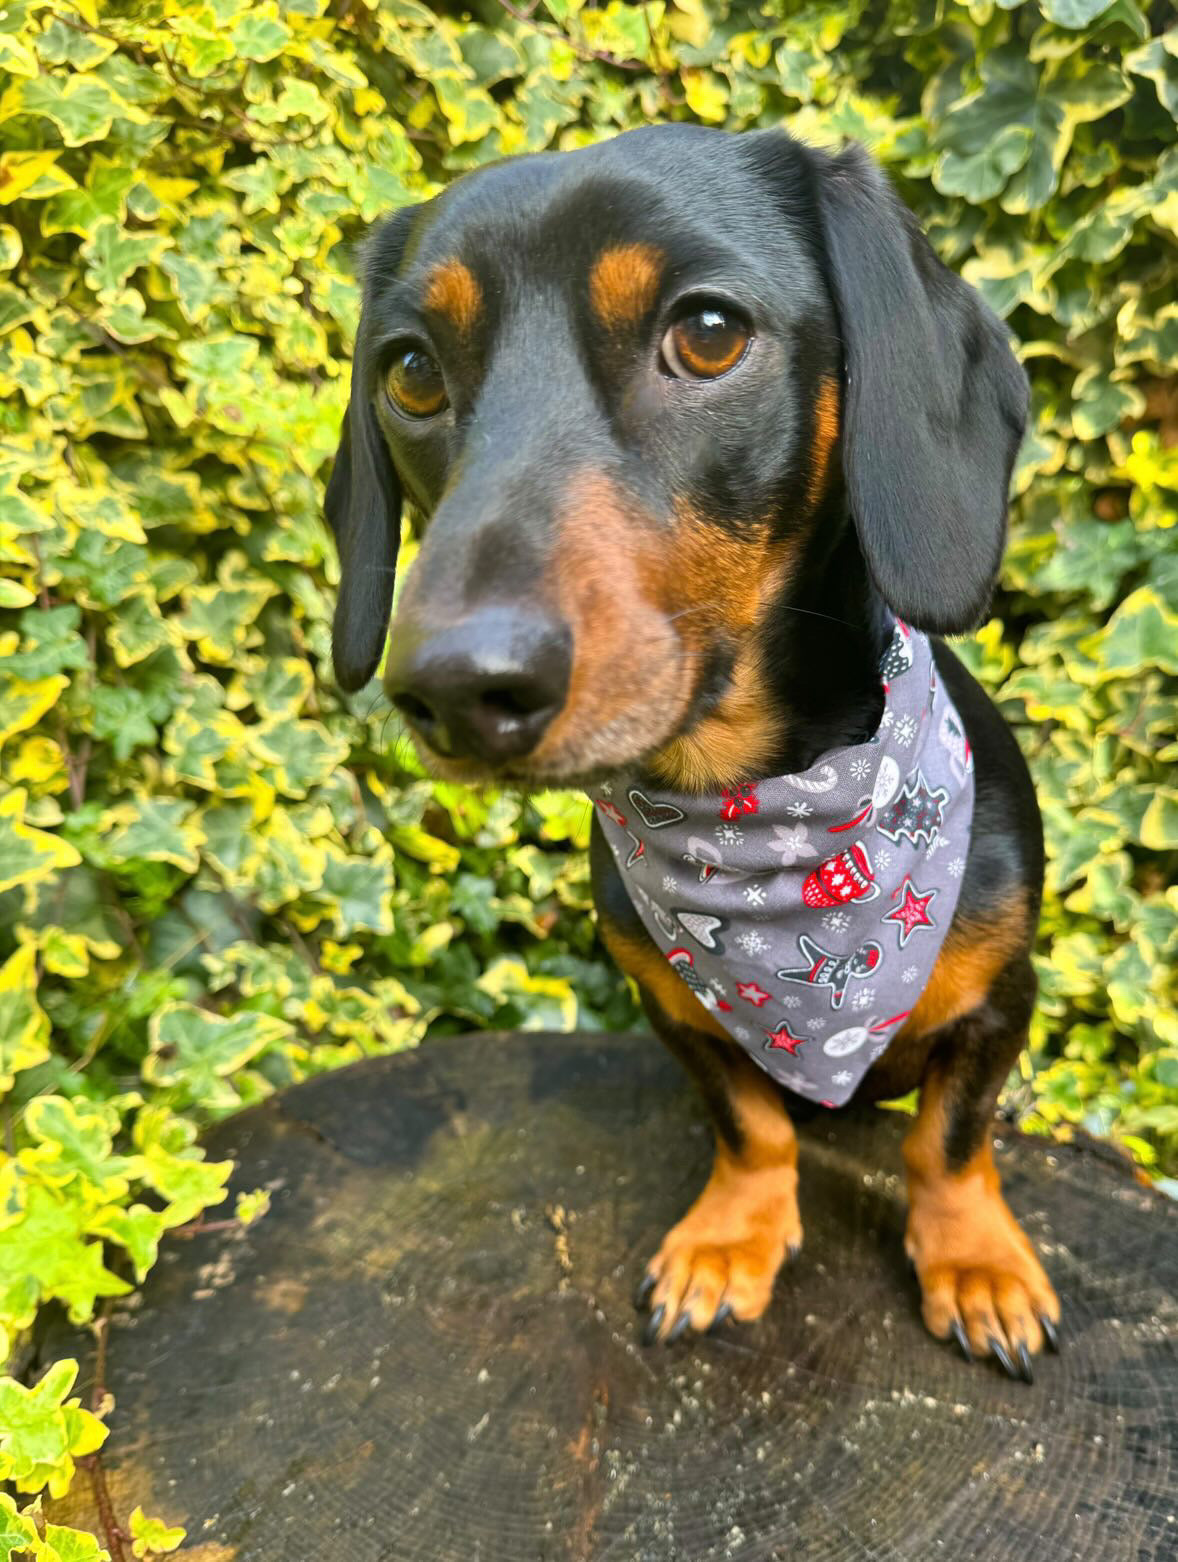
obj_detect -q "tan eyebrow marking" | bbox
[423,258,482,336]
[588,243,664,330]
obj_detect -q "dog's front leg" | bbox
[634,1004,802,1343]
[592,823,800,1343]
[901,951,1061,1379]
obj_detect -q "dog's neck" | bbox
[762,501,893,776]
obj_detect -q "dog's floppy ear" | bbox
[811,143,1028,633]
[324,209,417,691]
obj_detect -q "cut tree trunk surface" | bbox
[47,1032,1178,1561]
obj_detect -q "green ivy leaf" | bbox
[231,13,292,63]
[101,796,205,872]
[1079,587,1178,681]
[0,1493,40,1555]
[934,123,1033,201]
[1126,35,1178,122]
[0,788,81,894]
[21,1096,141,1202]
[313,848,396,937]
[79,216,169,295]
[0,943,50,1094]
[1140,788,1178,849]
[144,1002,293,1109]
[1041,0,1117,25]
[0,1182,132,1331]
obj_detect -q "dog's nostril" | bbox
[392,691,436,728]
[477,684,549,720]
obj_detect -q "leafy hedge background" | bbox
[0,0,1174,1554]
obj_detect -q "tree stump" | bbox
[47,1032,1177,1560]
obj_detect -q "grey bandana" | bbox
[594,622,975,1107]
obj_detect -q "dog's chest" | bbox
[595,624,975,1107]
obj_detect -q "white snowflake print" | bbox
[733,1026,750,1042]
[901,965,919,984]
[832,1070,854,1087]
[894,714,918,747]
[810,1017,827,1032]
[879,708,894,729]
[736,930,769,956]
[875,847,893,871]
[599,781,613,795]
[715,823,744,846]
[870,1042,888,1060]
[947,856,965,879]
[708,978,728,998]
[768,823,816,866]
[780,1070,807,1092]
[851,989,875,1011]
[744,883,767,907]
[821,910,851,935]
[661,875,679,893]
[781,994,801,1009]
[786,801,813,820]
[849,757,872,783]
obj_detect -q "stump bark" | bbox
[45,1032,1178,1561]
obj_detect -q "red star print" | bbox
[737,981,771,1007]
[883,876,937,948]
[595,799,626,828]
[764,1020,808,1055]
[719,783,760,821]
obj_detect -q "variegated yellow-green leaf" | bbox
[129,1504,186,1557]
[101,796,206,873]
[0,1359,107,1495]
[144,1002,293,1109]
[0,150,66,204]
[0,943,50,1093]
[0,1493,41,1556]
[477,956,578,1032]
[21,1096,141,1202]
[0,1181,132,1332]
[0,787,81,893]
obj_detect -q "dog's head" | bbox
[325,125,1027,789]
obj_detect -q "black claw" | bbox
[1040,1314,1060,1353]
[949,1318,973,1363]
[1017,1342,1034,1384]
[634,1272,656,1310]
[787,1241,802,1262]
[989,1335,1018,1379]
[708,1302,733,1334]
[642,1304,665,1346]
[666,1312,691,1344]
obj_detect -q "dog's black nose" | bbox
[386,607,571,765]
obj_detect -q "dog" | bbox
[323,124,1060,1381]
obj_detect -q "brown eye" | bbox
[385,348,447,418]
[661,306,751,380]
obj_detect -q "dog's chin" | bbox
[400,722,683,794]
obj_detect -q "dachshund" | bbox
[323,124,1060,1381]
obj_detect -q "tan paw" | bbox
[637,1166,802,1343]
[907,1191,1060,1380]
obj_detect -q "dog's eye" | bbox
[385,348,448,418]
[661,307,751,380]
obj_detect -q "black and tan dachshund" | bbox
[324,125,1061,1380]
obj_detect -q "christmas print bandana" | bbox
[595,622,975,1108]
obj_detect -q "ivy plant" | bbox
[0,0,1174,1555]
